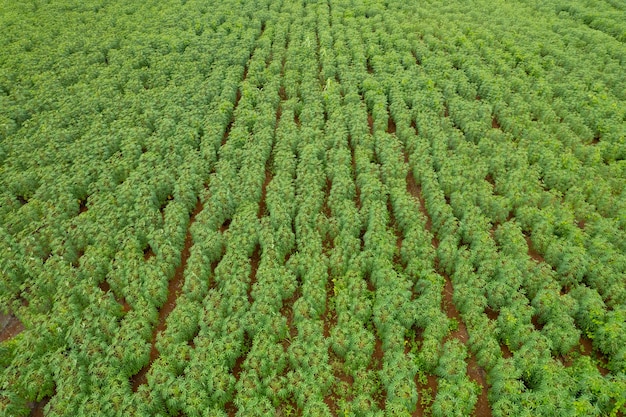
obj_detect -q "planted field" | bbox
[1,0,625,416]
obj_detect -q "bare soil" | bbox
[131,199,203,391]
[0,313,24,343]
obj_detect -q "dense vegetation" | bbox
[1,0,625,416]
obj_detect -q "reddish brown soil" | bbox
[410,120,418,135]
[98,281,131,312]
[323,179,333,220]
[225,401,237,417]
[577,219,586,230]
[442,278,467,342]
[219,218,231,233]
[372,337,384,371]
[492,117,500,130]
[524,235,545,263]
[405,166,434,241]
[276,103,283,127]
[232,355,245,382]
[221,85,243,146]
[78,199,88,214]
[560,336,610,376]
[484,307,499,321]
[442,278,492,416]
[531,315,544,331]
[355,184,362,211]
[413,372,437,417]
[325,347,355,415]
[279,85,287,101]
[258,170,273,218]
[468,355,492,417]
[131,199,203,391]
[0,314,24,343]
[323,268,336,339]
[248,245,261,304]
[349,137,362,211]
[71,249,85,268]
[222,118,235,147]
[365,271,376,293]
[280,290,300,351]
[367,113,374,135]
[387,115,396,134]
[387,196,403,250]
[485,174,495,187]
[294,112,301,127]
[29,393,53,417]
[500,343,513,359]
[143,246,155,261]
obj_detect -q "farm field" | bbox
[1,0,626,416]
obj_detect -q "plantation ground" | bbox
[1,0,625,416]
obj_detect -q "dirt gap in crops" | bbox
[387,197,404,269]
[350,138,362,211]
[387,114,396,135]
[294,110,302,127]
[559,336,610,376]
[531,314,545,331]
[405,324,437,417]
[225,402,237,417]
[232,332,252,383]
[323,267,336,339]
[143,245,155,261]
[280,288,300,351]
[226,330,253,417]
[221,57,249,147]
[248,245,261,304]
[159,194,174,219]
[413,372,438,417]
[0,313,24,343]
[367,113,374,136]
[484,307,513,359]
[501,342,513,359]
[276,102,283,127]
[322,178,333,220]
[405,163,435,244]
[131,199,203,391]
[78,198,88,213]
[410,119,418,136]
[524,234,546,264]
[492,116,501,130]
[325,347,355,415]
[591,134,600,145]
[441,277,492,416]
[71,248,85,268]
[219,218,231,233]
[98,280,131,312]
[484,306,499,321]
[258,170,273,218]
[371,336,386,411]
[28,388,54,417]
